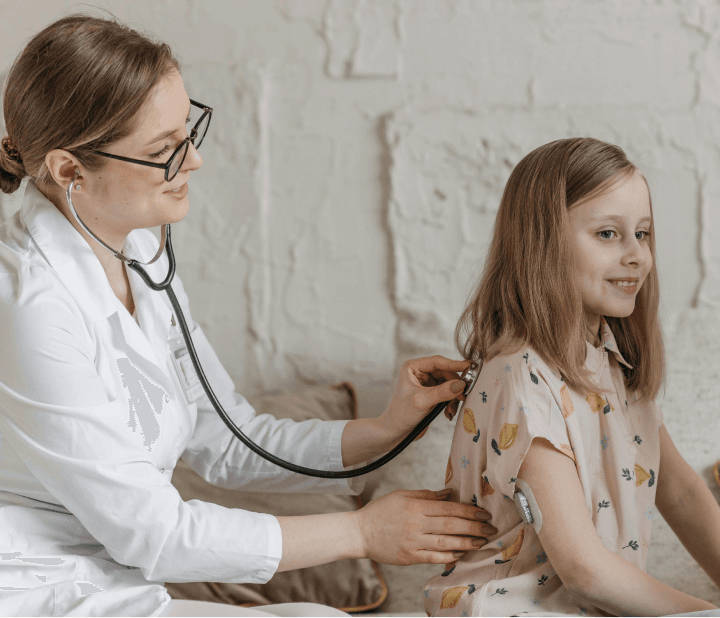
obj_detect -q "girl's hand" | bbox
[352,489,495,565]
[380,356,471,443]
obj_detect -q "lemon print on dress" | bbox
[560,385,574,418]
[439,587,469,610]
[586,392,614,414]
[501,528,525,561]
[446,457,453,484]
[463,408,481,442]
[499,423,518,449]
[635,464,655,487]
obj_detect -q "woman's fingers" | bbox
[414,550,468,565]
[406,355,471,375]
[422,533,489,552]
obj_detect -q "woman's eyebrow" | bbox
[146,102,193,146]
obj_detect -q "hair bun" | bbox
[0,136,26,194]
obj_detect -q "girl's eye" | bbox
[599,230,616,240]
[636,231,650,241]
[149,144,171,159]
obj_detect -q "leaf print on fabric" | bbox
[586,392,606,414]
[498,423,518,449]
[445,457,453,484]
[491,439,501,455]
[621,468,635,482]
[560,384,574,417]
[634,435,642,445]
[538,574,548,585]
[622,540,639,551]
[439,587,468,610]
[530,371,539,385]
[463,408,481,442]
[491,588,508,596]
[471,494,477,506]
[480,475,495,496]
[523,353,529,363]
[597,500,610,513]
[441,565,456,577]
[501,529,524,560]
[603,397,614,414]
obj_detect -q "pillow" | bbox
[166,383,388,613]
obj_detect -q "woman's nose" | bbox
[182,142,203,172]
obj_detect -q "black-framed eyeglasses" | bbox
[92,99,212,182]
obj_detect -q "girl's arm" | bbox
[518,438,717,616]
[655,424,720,589]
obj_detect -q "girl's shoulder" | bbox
[481,342,559,378]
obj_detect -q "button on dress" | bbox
[424,321,663,617]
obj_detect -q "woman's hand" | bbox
[380,355,471,444]
[353,489,496,565]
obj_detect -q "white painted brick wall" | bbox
[2,1,720,611]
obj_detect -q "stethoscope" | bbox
[66,173,480,479]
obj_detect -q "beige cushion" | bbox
[166,383,388,613]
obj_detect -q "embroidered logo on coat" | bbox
[116,358,167,451]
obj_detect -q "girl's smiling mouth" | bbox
[608,278,639,294]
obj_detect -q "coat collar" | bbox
[20,181,119,323]
[20,182,176,384]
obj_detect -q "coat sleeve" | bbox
[0,265,281,584]
[168,270,366,495]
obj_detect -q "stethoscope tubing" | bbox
[67,179,476,478]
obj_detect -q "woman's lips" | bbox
[166,182,188,199]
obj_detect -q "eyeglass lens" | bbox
[167,112,209,180]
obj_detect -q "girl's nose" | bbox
[621,236,649,267]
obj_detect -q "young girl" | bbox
[423,138,720,617]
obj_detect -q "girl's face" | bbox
[568,171,653,336]
[74,69,202,241]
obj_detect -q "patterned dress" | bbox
[423,319,663,617]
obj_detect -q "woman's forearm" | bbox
[574,546,717,616]
[340,417,400,467]
[275,511,364,572]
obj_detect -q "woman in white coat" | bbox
[0,15,496,617]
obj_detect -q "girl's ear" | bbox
[44,149,83,189]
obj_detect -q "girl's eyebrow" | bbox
[588,214,652,224]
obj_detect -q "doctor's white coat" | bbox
[0,182,362,616]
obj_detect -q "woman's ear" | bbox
[44,149,83,190]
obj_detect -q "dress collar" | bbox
[596,316,633,369]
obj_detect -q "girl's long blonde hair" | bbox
[455,137,664,401]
